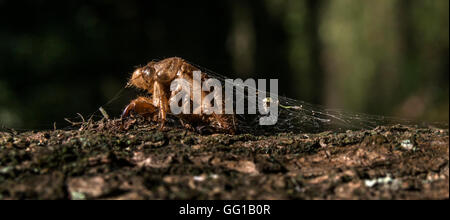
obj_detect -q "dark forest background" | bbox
[0,0,448,129]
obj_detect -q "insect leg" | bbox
[121,97,158,120]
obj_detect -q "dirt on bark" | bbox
[0,117,448,200]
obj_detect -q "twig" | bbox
[76,113,86,123]
[99,107,110,120]
[64,118,83,126]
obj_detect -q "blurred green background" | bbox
[0,0,448,129]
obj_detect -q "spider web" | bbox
[186,60,447,133]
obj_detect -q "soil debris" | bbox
[0,118,448,199]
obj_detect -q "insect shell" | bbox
[122,57,236,134]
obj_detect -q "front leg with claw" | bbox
[121,97,159,122]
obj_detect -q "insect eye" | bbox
[143,68,151,76]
